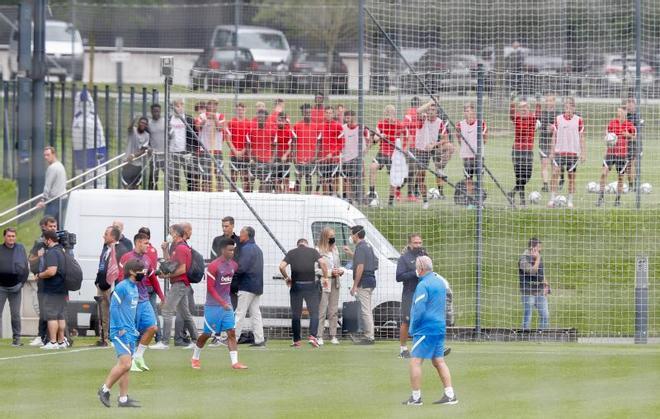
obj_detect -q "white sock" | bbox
[445,386,455,398]
[118,395,128,403]
[412,389,421,401]
[101,384,110,393]
[229,350,238,365]
[568,194,574,203]
[134,344,146,358]
[400,345,408,353]
[550,192,556,200]
[192,346,202,360]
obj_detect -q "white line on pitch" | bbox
[0,346,105,361]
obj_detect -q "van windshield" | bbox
[46,24,81,43]
[354,218,400,261]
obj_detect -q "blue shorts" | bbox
[136,301,157,334]
[110,332,137,358]
[411,334,445,360]
[203,305,235,334]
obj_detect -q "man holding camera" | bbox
[95,226,129,347]
[28,216,58,346]
[34,230,67,350]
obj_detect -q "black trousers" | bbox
[512,150,533,191]
[290,282,321,342]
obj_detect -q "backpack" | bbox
[63,250,83,291]
[177,243,205,284]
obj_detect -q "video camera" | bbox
[154,258,179,276]
[56,230,77,250]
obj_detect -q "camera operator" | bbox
[95,226,129,346]
[34,230,67,349]
[28,216,58,346]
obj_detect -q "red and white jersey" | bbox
[197,112,227,152]
[414,117,447,151]
[342,123,368,163]
[456,119,487,159]
[553,113,584,156]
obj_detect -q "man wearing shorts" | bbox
[456,103,487,198]
[597,106,636,207]
[249,109,276,192]
[191,239,247,370]
[548,97,585,209]
[292,104,320,194]
[318,106,344,196]
[227,102,253,192]
[341,110,367,203]
[97,259,144,408]
[119,233,163,372]
[403,255,457,406]
[369,105,405,206]
[34,230,67,350]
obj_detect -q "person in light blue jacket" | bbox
[403,255,457,407]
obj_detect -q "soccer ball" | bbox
[605,182,617,194]
[605,132,618,147]
[535,119,542,130]
[368,198,380,208]
[586,181,599,193]
[554,195,567,207]
[428,188,441,200]
[640,183,652,194]
[529,191,542,204]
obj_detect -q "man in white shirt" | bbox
[37,147,67,225]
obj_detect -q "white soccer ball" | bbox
[428,188,441,200]
[586,181,599,193]
[369,198,380,208]
[606,182,617,194]
[529,191,542,204]
[605,132,618,147]
[640,183,652,194]
[554,195,567,207]
[535,119,542,130]
[622,182,630,194]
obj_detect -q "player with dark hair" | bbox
[249,109,276,192]
[273,112,294,193]
[227,102,253,192]
[292,104,320,194]
[369,105,405,206]
[97,258,145,408]
[191,239,247,370]
[597,106,636,207]
[548,97,585,209]
[508,97,541,206]
[311,92,326,124]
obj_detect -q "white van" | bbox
[63,189,402,335]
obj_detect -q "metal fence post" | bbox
[31,0,47,198]
[634,0,642,210]
[2,82,9,179]
[475,64,485,337]
[104,84,110,188]
[634,255,648,344]
[93,85,99,188]
[356,0,365,204]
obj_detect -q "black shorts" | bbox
[230,156,250,173]
[295,163,317,177]
[199,153,224,179]
[432,147,447,165]
[121,164,143,188]
[252,162,273,182]
[273,160,292,179]
[412,149,432,171]
[603,155,628,174]
[318,162,340,178]
[43,293,67,321]
[554,155,579,173]
[538,137,552,158]
[627,140,639,161]
[372,152,392,171]
[342,158,362,179]
[463,158,481,179]
[400,292,414,324]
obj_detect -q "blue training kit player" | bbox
[409,272,447,360]
[98,259,144,408]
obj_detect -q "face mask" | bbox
[166,234,173,243]
[328,237,336,245]
[135,272,146,281]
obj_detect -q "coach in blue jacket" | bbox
[403,255,457,407]
[234,226,266,347]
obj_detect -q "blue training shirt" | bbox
[109,277,139,338]
[409,271,447,336]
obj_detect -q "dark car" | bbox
[189,47,256,91]
[288,49,348,94]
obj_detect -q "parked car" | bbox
[210,25,291,90]
[599,54,655,86]
[8,20,84,81]
[370,46,427,93]
[189,47,255,91]
[288,48,348,94]
[407,50,493,94]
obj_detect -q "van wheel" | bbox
[374,301,400,339]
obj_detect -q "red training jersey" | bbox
[227,117,252,155]
[510,103,540,151]
[275,124,294,159]
[606,118,636,157]
[249,124,275,163]
[311,106,325,124]
[292,120,320,164]
[376,119,405,156]
[319,119,345,161]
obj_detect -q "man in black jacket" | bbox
[95,226,128,346]
[0,228,28,346]
[396,233,452,359]
[233,227,266,347]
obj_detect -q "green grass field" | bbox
[0,338,658,418]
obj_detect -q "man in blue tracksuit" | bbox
[403,255,457,407]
